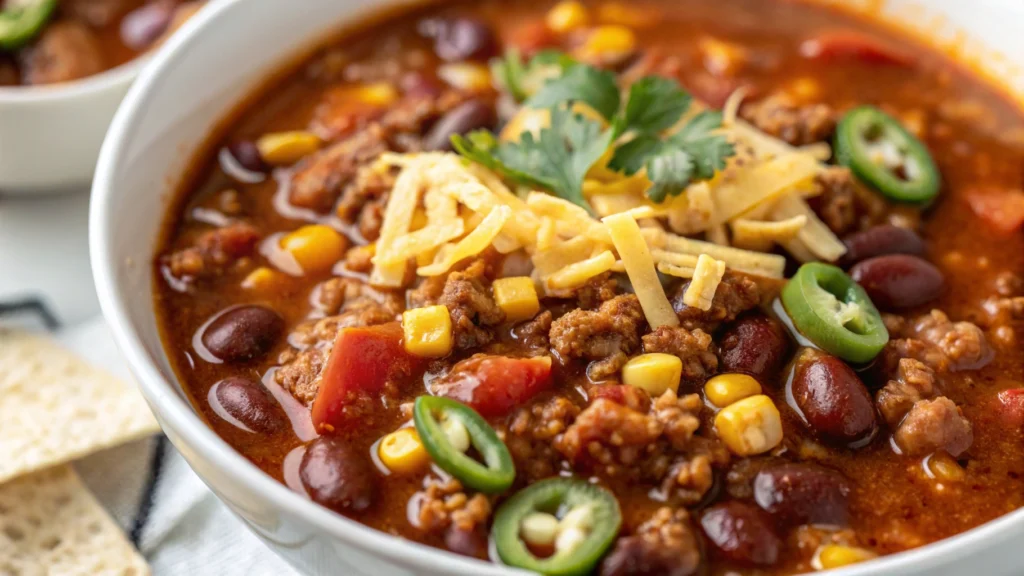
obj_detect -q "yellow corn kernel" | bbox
[698,36,748,77]
[622,353,683,396]
[256,131,322,165]
[437,62,492,93]
[241,266,284,292]
[925,452,965,483]
[402,305,453,358]
[788,76,821,102]
[378,428,430,474]
[280,224,347,274]
[354,81,399,106]
[493,276,541,323]
[714,395,783,456]
[546,1,589,33]
[575,25,636,64]
[817,545,877,569]
[596,1,657,28]
[704,373,763,408]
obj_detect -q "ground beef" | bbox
[599,508,702,576]
[342,244,376,274]
[546,272,619,310]
[808,167,857,236]
[510,310,553,352]
[501,395,579,482]
[557,390,723,503]
[315,277,403,318]
[163,223,260,283]
[642,326,718,385]
[876,338,951,379]
[910,310,992,371]
[549,295,646,380]
[438,259,504,350]
[672,273,761,333]
[876,359,937,428]
[739,92,837,146]
[416,476,491,535]
[289,129,389,215]
[995,272,1024,297]
[893,397,973,457]
[20,21,104,85]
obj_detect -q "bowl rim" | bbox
[0,54,145,104]
[89,0,1024,574]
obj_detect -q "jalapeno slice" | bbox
[834,105,940,204]
[0,0,57,51]
[493,477,621,576]
[781,262,888,363]
[412,396,514,493]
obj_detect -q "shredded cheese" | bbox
[527,193,613,245]
[546,250,616,290]
[603,213,679,329]
[370,162,424,286]
[375,220,465,265]
[709,154,820,227]
[656,262,696,279]
[668,182,715,235]
[533,236,598,277]
[418,206,512,276]
[683,254,726,311]
[770,194,847,262]
[707,223,731,246]
[730,215,807,252]
[643,228,786,278]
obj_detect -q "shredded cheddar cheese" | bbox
[683,254,727,311]
[603,213,679,329]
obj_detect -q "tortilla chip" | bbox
[0,330,159,485]
[0,465,149,575]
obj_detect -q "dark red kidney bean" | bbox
[701,501,781,566]
[753,462,851,528]
[225,140,267,173]
[849,254,944,310]
[300,436,375,512]
[210,376,286,434]
[444,526,487,558]
[719,315,790,382]
[120,0,175,50]
[790,349,877,445]
[200,305,283,363]
[399,71,443,98]
[418,17,497,62]
[423,100,495,151]
[599,532,701,576]
[840,224,925,267]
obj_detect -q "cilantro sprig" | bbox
[454,52,735,209]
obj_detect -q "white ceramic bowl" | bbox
[90,0,1024,574]
[0,58,144,194]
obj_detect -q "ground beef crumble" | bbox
[672,273,761,333]
[599,508,702,576]
[808,166,857,236]
[549,294,646,380]
[642,326,718,386]
[739,92,837,146]
[440,259,505,349]
[500,394,580,482]
[163,223,260,283]
[876,358,937,428]
[893,397,973,457]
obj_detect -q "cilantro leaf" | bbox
[621,76,693,134]
[526,64,620,121]
[450,130,549,190]
[645,148,696,203]
[671,110,735,180]
[490,49,577,102]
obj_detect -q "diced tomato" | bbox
[799,31,913,67]
[504,21,557,57]
[997,389,1024,429]
[588,384,650,412]
[432,355,553,417]
[966,187,1024,235]
[311,322,422,433]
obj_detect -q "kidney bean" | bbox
[399,71,443,98]
[753,462,851,528]
[210,376,286,434]
[840,225,925,267]
[790,349,877,445]
[444,526,487,558]
[849,254,944,310]
[120,0,175,50]
[719,315,790,382]
[701,501,781,566]
[418,17,497,62]
[200,305,283,363]
[300,436,375,512]
[224,140,267,173]
[423,100,495,151]
[600,532,701,576]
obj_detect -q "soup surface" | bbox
[154,1,1024,573]
[0,0,202,86]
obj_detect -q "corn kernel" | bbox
[241,266,284,292]
[622,353,683,397]
[546,1,589,33]
[714,395,783,456]
[437,62,492,93]
[596,1,658,28]
[575,25,636,65]
[256,131,322,165]
[280,224,347,274]
[817,545,877,569]
[402,305,453,358]
[704,373,762,408]
[354,81,399,106]
[698,36,747,77]
[925,452,965,482]
[520,512,560,547]
[788,76,821,101]
[378,428,430,474]
[493,277,540,323]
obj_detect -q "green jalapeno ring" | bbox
[493,477,622,576]
[412,396,515,494]
[781,262,889,364]
[835,105,940,205]
[0,0,57,51]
